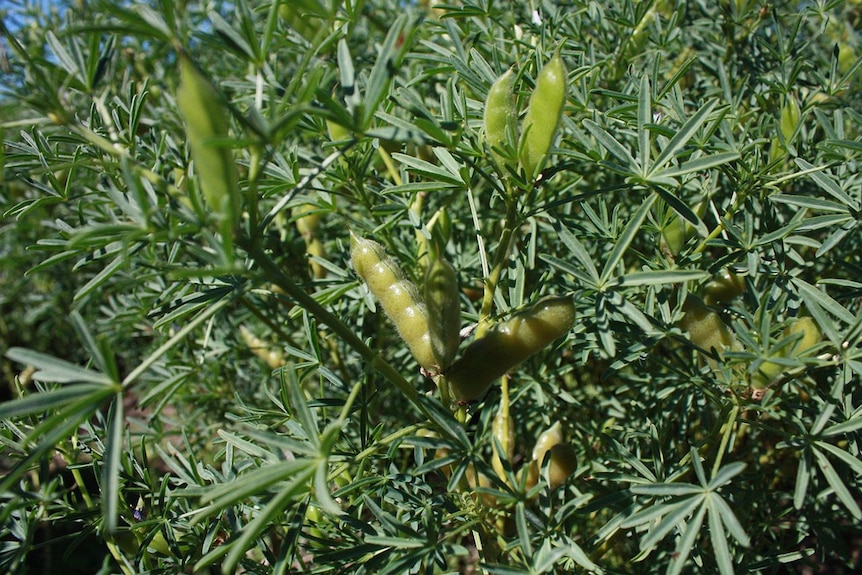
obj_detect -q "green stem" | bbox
[475,198,519,338]
[711,404,739,477]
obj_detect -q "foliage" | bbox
[1,0,861,573]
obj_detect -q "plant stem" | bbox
[712,404,740,477]
[476,197,519,338]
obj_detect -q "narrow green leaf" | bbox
[284,367,320,449]
[707,495,734,575]
[711,493,750,547]
[217,430,278,462]
[540,254,598,287]
[708,462,747,490]
[6,347,114,385]
[596,294,616,357]
[667,503,707,575]
[0,384,107,419]
[813,448,862,519]
[101,392,124,533]
[0,388,114,492]
[621,499,686,530]
[208,10,256,61]
[794,450,812,510]
[641,495,703,551]
[637,75,651,171]
[583,119,638,170]
[771,194,848,213]
[194,460,315,514]
[391,152,464,185]
[815,441,862,477]
[822,414,862,437]
[337,38,356,109]
[360,15,412,130]
[600,192,657,285]
[631,483,703,498]
[532,539,568,572]
[650,99,719,175]
[795,158,857,207]
[610,270,708,288]
[552,221,600,283]
[654,151,740,179]
[123,295,230,387]
[792,277,855,325]
[221,475,313,574]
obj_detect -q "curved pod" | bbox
[446,296,575,402]
[350,234,437,370]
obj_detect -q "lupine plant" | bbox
[1,0,861,573]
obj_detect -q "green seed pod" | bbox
[176,55,239,229]
[702,269,746,306]
[785,317,820,355]
[532,421,564,466]
[484,68,517,171]
[424,256,461,371]
[446,296,575,402]
[678,296,734,356]
[326,119,351,143]
[293,204,321,239]
[660,200,707,257]
[518,51,567,180]
[350,233,437,370]
[779,96,800,144]
[306,237,327,279]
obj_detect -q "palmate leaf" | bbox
[625,455,750,574]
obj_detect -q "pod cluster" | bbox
[483,51,568,181]
[446,296,576,402]
[350,233,460,372]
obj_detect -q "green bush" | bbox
[1,0,861,573]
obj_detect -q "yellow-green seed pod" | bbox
[785,317,820,355]
[519,51,567,180]
[326,119,351,143]
[176,55,239,229]
[678,296,734,356]
[424,256,461,371]
[753,317,823,389]
[532,421,564,466]
[702,269,746,306]
[779,96,800,144]
[446,296,575,402]
[306,237,327,279]
[660,200,707,257]
[293,204,322,239]
[350,233,437,370]
[484,68,517,171]
[240,326,284,369]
